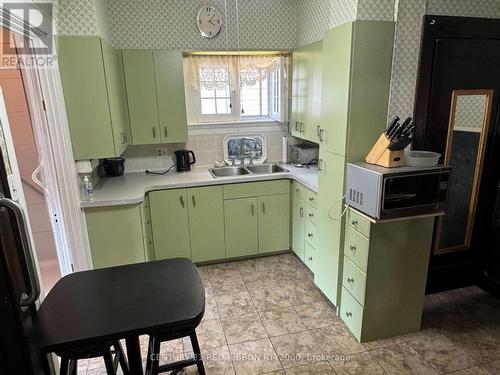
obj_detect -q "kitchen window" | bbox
[183,54,287,125]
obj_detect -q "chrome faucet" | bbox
[239,137,257,166]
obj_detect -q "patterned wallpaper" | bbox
[329,0,358,29]
[454,95,487,131]
[357,0,394,21]
[108,0,297,50]
[296,0,331,47]
[56,0,99,36]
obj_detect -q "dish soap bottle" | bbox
[83,175,94,201]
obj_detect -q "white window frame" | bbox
[184,55,288,126]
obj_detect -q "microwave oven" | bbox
[346,162,451,220]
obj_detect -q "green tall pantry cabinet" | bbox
[314,21,395,306]
[122,50,188,145]
[58,37,130,160]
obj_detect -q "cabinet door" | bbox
[57,36,115,160]
[224,198,258,258]
[292,192,305,261]
[101,39,130,156]
[315,150,346,305]
[188,186,225,262]
[122,50,160,144]
[149,189,191,260]
[290,50,302,137]
[300,44,314,140]
[85,205,145,268]
[154,50,188,143]
[308,41,323,143]
[258,194,290,253]
[320,23,353,156]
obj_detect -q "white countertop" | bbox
[81,164,319,208]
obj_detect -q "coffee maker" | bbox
[174,150,196,172]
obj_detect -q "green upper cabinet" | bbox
[319,21,394,158]
[122,49,188,145]
[187,186,225,262]
[290,41,322,143]
[154,50,188,143]
[258,194,290,254]
[85,204,145,268]
[149,189,191,260]
[101,39,130,156]
[58,36,129,160]
[224,197,259,258]
[122,50,160,144]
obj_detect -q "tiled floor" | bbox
[74,253,500,375]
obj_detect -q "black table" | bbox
[31,258,205,375]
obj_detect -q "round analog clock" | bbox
[196,6,222,39]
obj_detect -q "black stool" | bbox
[58,341,130,375]
[145,326,205,375]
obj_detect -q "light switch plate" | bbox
[157,147,168,156]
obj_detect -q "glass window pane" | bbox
[201,98,216,114]
[261,79,268,116]
[216,85,229,98]
[216,98,231,114]
[200,87,215,99]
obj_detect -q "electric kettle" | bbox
[174,150,196,172]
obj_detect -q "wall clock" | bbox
[196,6,222,39]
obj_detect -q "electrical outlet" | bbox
[156,147,168,156]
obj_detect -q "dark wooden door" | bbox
[0,147,48,374]
[414,16,500,294]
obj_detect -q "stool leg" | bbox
[59,357,69,375]
[69,359,77,375]
[190,332,205,375]
[103,347,117,375]
[149,337,161,375]
[113,341,130,375]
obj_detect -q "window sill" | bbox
[187,119,287,135]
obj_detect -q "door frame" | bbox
[0,10,92,272]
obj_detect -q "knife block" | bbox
[365,133,405,168]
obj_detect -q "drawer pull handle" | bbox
[179,196,185,208]
[309,213,313,217]
[346,312,352,318]
[300,207,304,217]
[192,195,196,207]
[351,220,358,225]
[307,256,312,261]
[347,277,354,283]
[309,197,314,201]
[308,233,313,238]
[350,245,356,251]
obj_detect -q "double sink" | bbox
[209,163,288,178]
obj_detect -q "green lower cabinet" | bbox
[85,204,145,268]
[258,194,290,254]
[224,198,259,258]
[149,189,191,260]
[314,150,346,306]
[188,186,226,262]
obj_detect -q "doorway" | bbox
[0,26,66,292]
[413,16,500,294]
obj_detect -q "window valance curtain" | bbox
[187,55,284,91]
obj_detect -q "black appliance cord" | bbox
[145,163,176,175]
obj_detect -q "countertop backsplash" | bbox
[121,130,287,173]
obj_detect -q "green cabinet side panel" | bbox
[319,23,353,156]
[57,36,115,160]
[224,197,258,258]
[315,150,346,306]
[153,50,188,143]
[258,194,290,253]
[149,189,191,260]
[346,21,395,161]
[122,50,160,144]
[101,39,130,156]
[187,186,226,262]
[85,204,145,268]
[291,191,305,261]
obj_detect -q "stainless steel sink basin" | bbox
[246,164,288,174]
[209,167,250,178]
[209,163,288,178]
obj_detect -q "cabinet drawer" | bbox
[347,209,371,238]
[340,286,364,341]
[304,220,318,248]
[303,188,318,208]
[342,257,367,306]
[344,226,369,273]
[304,241,315,272]
[224,180,290,199]
[305,204,317,225]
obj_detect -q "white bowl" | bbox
[405,150,441,167]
